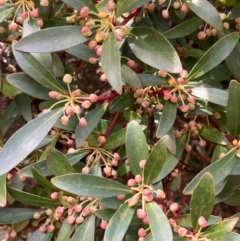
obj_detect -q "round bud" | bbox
[81,100,91,109]
[82,166,90,174]
[19,174,26,182]
[127,179,136,187]
[178,227,188,237]
[198,216,208,228]
[144,194,154,202]
[49,91,61,100]
[173,1,181,9]
[89,94,99,102]
[80,6,89,18]
[82,208,90,216]
[51,192,58,200]
[47,224,55,232]
[113,152,121,161]
[117,194,125,200]
[107,0,116,12]
[135,175,142,183]
[185,144,192,152]
[219,152,226,159]
[100,220,108,229]
[139,159,147,168]
[81,26,92,37]
[127,197,138,207]
[138,228,147,237]
[162,9,169,19]
[33,212,41,219]
[170,203,179,212]
[40,0,49,6]
[198,31,206,40]
[66,216,76,225]
[31,9,39,18]
[63,74,73,83]
[100,74,108,82]
[199,140,206,147]
[0,0,6,6]
[74,204,82,213]
[98,135,106,144]
[127,60,136,68]
[76,216,84,224]
[181,3,188,13]
[67,148,75,154]
[98,10,107,19]
[60,116,69,125]
[89,57,97,64]
[79,117,87,127]
[180,105,189,113]
[8,22,18,31]
[39,226,47,233]
[46,209,53,216]
[103,166,112,176]
[137,209,147,219]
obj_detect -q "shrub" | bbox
[0,0,240,240]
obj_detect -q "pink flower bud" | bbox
[170,95,178,103]
[76,216,84,224]
[127,179,136,187]
[66,216,75,225]
[178,227,188,237]
[127,197,138,207]
[82,166,90,174]
[117,194,125,200]
[31,9,39,18]
[81,26,92,37]
[127,60,136,69]
[8,22,18,31]
[170,203,179,212]
[103,166,112,176]
[158,69,167,77]
[72,105,81,114]
[74,204,82,213]
[82,208,90,216]
[199,140,206,147]
[60,116,69,125]
[138,228,147,237]
[139,159,147,168]
[79,117,87,127]
[21,11,28,19]
[81,100,91,109]
[137,209,147,219]
[180,70,189,78]
[19,174,26,181]
[80,6,89,18]
[188,96,196,103]
[63,74,73,83]
[198,216,208,228]
[177,77,185,85]
[0,0,5,6]
[39,226,47,233]
[156,189,166,199]
[100,220,108,229]
[180,105,189,113]
[144,194,153,202]
[49,91,61,99]
[47,224,55,232]
[88,40,97,49]
[107,0,116,12]
[89,57,97,64]
[155,103,164,111]
[219,152,226,159]
[89,94,99,102]
[135,175,142,183]
[51,192,58,200]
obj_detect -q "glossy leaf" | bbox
[0,108,62,175]
[15,93,32,122]
[101,32,122,94]
[126,120,149,175]
[190,172,215,231]
[115,0,138,17]
[186,0,222,30]
[52,53,65,78]
[191,87,228,106]
[146,201,173,241]
[0,208,41,224]
[0,6,14,23]
[7,73,51,100]
[15,26,88,52]
[144,140,167,185]
[157,102,177,138]
[138,74,167,86]
[188,33,239,81]
[121,65,141,87]
[203,218,239,240]
[95,209,116,221]
[220,232,240,241]
[71,214,95,241]
[51,174,132,197]
[127,27,182,73]
[199,126,228,145]
[104,203,135,241]
[110,93,135,113]
[212,144,228,163]
[12,41,66,93]
[0,174,6,207]
[56,220,74,241]
[227,80,240,137]
[27,229,53,241]
[164,17,202,39]
[183,148,237,195]
[104,128,126,149]
[61,0,97,12]
[46,147,76,176]
[75,103,108,148]
[7,186,61,208]
[161,127,176,154]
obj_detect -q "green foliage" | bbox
[0,0,239,240]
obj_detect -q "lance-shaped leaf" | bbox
[104,203,135,241]
[7,73,51,100]
[104,128,127,149]
[203,218,239,240]
[0,108,62,175]
[61,0,97,12]
[115,0,138,17]
[127,27,182,73]
[220,232,240,241]
[227,80,240,137]
[56,220,74,241]
[75,103,108,148]
[126,121,149,175]
[191,88,228,106]
[0,208,42,224]
[7,186,61,208]
[51,174,132,197]
[0,6,15,23]
[190,172,215,231]
[187,32,239,81]
[164,17,202,39]
[199,126,228,145]
[110,93,135,113]
[101,32,122,94]
[12,41,66,93]
[183,148,237,195]
[15,26,88,52]
[157,102,177,138]
[144,140,167,185]
[71,214,95,241]
[146,202,173,241]
[0,174,6,207]
[15,93,32,122]
[121,65,141,87]
[27,229,53,241]
[186,0,222,30]
[46,147,76,176]
[226,43,240,81]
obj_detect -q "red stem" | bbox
[104,111,120,138]
[97,93,118,102]
[119,9,139,26]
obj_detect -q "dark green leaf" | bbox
[157,102,177,138]
[104,203,135,241]
[127,27,182,73]
[27,229,53,241]
[161,127,176,154]
[0,6,14,23]
[52,53,64,78]
[212,144,228,163]
[138,74,167,86]
[116,0,138,17]
[61,0,97,12]
[0,108,62,175]
[191,87,228,106]
[7,186,61,208]
[102,32,122,93]
[203,218,239,240]
[187,33,239,81]
[190,172,215,231]
[227,5,240,19]
[15,93,32,122]
[199,126,228,145]
[0,208,41,224]
[46,147,76,176]
[121,65,141,87]
[124,110,141,123]
[183,148,237,195]
[146,201,173,241]
[7,73,52,100]
[220,232,240,241]
[104,128,126,149]
[227,80,240,137]
[51,174,132,197]
[144,140,167,185]
[226,43,240,81]
[0,174,6,207]
[71,214,95,241]
[186,0,222,30]
[95,209,116,221]
[12,41,66,93]
[75,104,108,148]
[126,120,149,175]
[15,26,88,52]
[164,17,202,39]
[110,93,135,113]
[1,75,22,97]
[56,220,74,241]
